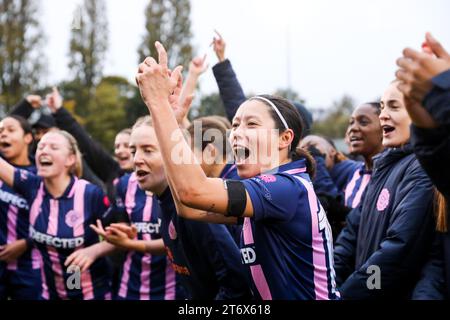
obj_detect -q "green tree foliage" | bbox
[124,86,148,127]
[274,88,305,104]
[83,76,132,151]
[189,93,226,119]
[0,0,45,109]
[312,94,355,139]
[68,0,108,114]
[138,0,193,68]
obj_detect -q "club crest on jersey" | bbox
[377,188,390,211]
[260,175,276,183]
[65,210,83,228]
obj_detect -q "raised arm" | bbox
[211,31,246,121]
[46,87,121,183]
[178,55,209,128]
[9,95,42,119]
[0,157,15,188]
[136,42,253,218]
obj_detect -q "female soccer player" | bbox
[0,115,40,300]
[345,102,384,208]
[114,116,250,300]
[135,42,339,300]
[395,32,450,299]
[0,130,114,300]
[91,170,181,300]
[334,80,436,299]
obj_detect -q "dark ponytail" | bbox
[256,94,316,178]
[294,147,316,178]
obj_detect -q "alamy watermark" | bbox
[366,265,381,290]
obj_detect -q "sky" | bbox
[41,0,450,110]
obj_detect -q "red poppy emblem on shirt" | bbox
[260,175,276,183]
[65,210,82,228]
[377,188,390,211]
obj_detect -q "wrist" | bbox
[145,97,170,110]
[188,70,200,78]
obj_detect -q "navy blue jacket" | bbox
[410,69,450,300]
[334,144,435,299]
[212,59,246,122]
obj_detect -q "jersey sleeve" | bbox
[12,168,42,204]
[241,173,302,222]
[101,177,129,225]
[87,184,110,221]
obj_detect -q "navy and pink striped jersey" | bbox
[344,163,372,209]
[12,169,111,300]
[112,173,180,300]
[239,159,339,300]
[0,163,39,273]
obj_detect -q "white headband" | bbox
[249,96,289,130]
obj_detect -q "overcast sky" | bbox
[41,0,450,110]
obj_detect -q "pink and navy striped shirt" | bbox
[111,173,179,300]
[0,164,40,274]
[13,169,111,300]
[239,159,340,300]
[344,163,372,209]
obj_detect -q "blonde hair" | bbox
[132,116,153,130]
[117,128,132,136]
[50,130,83,178]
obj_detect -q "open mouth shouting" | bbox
[38,156,54,168]
[233,145,251,165]
[382,125,395,138]
[0,141,12,152]
[135,169,150,182]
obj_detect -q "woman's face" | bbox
[114,132,133,171]
[380,83,412,148]
[35,132,75,178]
[229,100,281,179]
[0,117,31,162]
[347,104,383,157]
[130,126,166,194]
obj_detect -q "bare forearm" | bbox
[90,241,117,259]
[147,100,208,198]
[0,157,15,188]
[119,239,165,255]
[179,72,199,113]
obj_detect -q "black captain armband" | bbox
[224,180,247,218]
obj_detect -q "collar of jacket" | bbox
[372,143,413,171]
